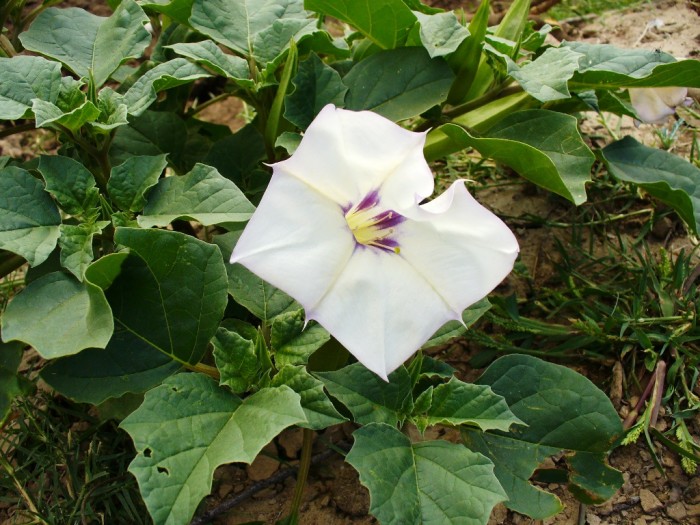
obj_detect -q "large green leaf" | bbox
[305,0,416,49]
[565,42,700,89]
[346,423,506,525]
[110,228,228,364]
[343,47,455,121]
[123,58,211,116]
[413,10,470,58]
[462,354,623,519]
[0,167,61,266]
[19,0,151,88]
[138,163,255,227]
[190,0,315,66]
[271,365,346,429]
[121,374,305,525]
[37,155,99,216]
[507,47,582,102]
[0,56,62,120]
[167,41,251,83]
[203,124,267,192]
[417,378,522,432]
[271,309,330,367]
[439,109,594,204]
[316,363,413,426]
[284,53,347,130]
[107,154,168,212]
[40,324,181,404]
[1,272,113,359]
[601,136,700,234]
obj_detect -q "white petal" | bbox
[656,86,688,108]
[308,247,456,380]
[276,105,434,208]
[629,88,679,123]
[398,180,519,314]
[230,172,355,310]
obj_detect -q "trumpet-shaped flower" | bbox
[230,105,518,379]
[629,87,690,123]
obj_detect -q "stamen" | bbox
[344,192,405,253]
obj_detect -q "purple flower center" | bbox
[344,191,405,253]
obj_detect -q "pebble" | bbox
[685,476,700,504]
[245,443,280,481]
[639,488,664,513]
[586,512,602,525]
[665,502,687,522]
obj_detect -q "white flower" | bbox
[629,87,689,123]
[230,105,518,379]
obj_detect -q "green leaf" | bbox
[271,309,330,367]
[138,163,255,227]
[601,136,700,234]
[121,374,305,525]
[110,111,188,171]
[212,325,263,393]
[167,41,251,83]
[418,378,522,432]
[507,47,583,102]
[138,0,195,25]
[1,272,113,359]
[92,88,130,132]
[305,0,416,49]
[346,423,506,525]
[37,155,99,216]
[0,56,62,120]
[32,77,101,132]
[439,109,594,204]
[271,365,346,429]
[58,222,109,280]
[423,298,491,349]
[343,47,455,121]
[414,10,470,58]
[19,0,151,88]
[123,58,211,116]
[190,0,315,65]
[463,354,623,519]
[204,124,267,191]
[83,251,130,291]
[0,167,61,266]
[108,154,168,212]
[111,228,228,364]
[0,341,32,426]
[565,42,700,89]
[40,324,181,404]
[214,231,300,321]
[284,53,347,130]
[316,363,413,426]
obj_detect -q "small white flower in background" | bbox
[231,105,519,380]
[629,86,690,124]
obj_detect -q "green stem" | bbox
[0,33,17,57]
[186,92,233,118]
[288,428,314,519]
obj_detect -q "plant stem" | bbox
[0,33,17,57]
[0,122,34,139]
[0,252,25,279]
[186,92,233,118]
[288,428,314,519]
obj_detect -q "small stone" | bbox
[687,503,700,517]
[217,483,234,499]
[685,476,700,504]
[639,488,664,513]
[278,427,305,458]
[488,504,508,525]
[645,468,662,482]
[586,512,602,525]
[633,518,647,525]
[666,502,687,522]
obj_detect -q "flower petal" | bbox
[277,105,434,208]
[307,247,456,380]
[230,172,355,310]
[629,87,685,123]
[398,181,519,314]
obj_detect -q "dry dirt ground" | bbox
[1,1,699,525]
